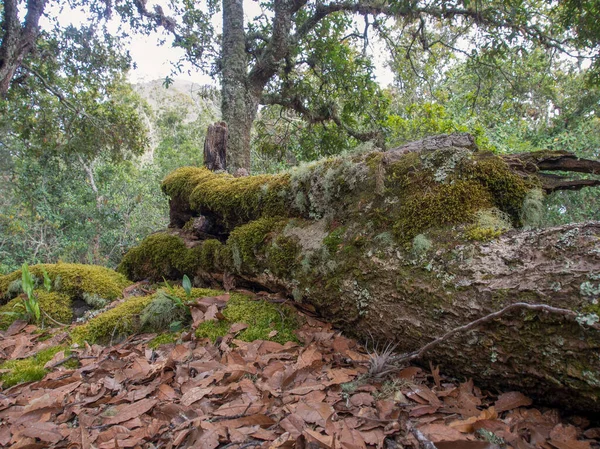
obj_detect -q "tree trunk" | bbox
[0,0,47,96]
[221,0,259,172]
[122,133,600,411]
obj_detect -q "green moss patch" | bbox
[148,333,179,349]
[0,263,129,303]
[0,290,72,330]
[196,293,299,344]
[71,287,222,344]
[117,233,189,281]
[162,167,292,228]
[0,345,75,388]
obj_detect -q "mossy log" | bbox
[120,133,600,411]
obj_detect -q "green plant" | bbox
[4,263,42,324]
[41,268,52,292]
[182,274,192,299]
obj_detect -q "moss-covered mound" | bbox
[0,264,130,329]
[71,287,299,345]
[117,218,298,281]
[0,263,130,303]
[0,291,72,329]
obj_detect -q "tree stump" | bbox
[203,122,228,171]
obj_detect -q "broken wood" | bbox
[204,121,228,172]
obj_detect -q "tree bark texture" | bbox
[204,122,228,171]
[0,0,47,96]
[221,0,257,172]
[120,134,600,411]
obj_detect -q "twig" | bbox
[219,440,263,449]
[406,420,437,449]
[48,354,76,369]
[210,403,253,422]
[42,309,69,327]
[393,302,600,364]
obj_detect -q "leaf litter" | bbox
[0,299,598,449]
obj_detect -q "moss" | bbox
[266,235,301,277]
[227,217,287,272]
[72,287,221,344]
[393,180,494,242]
[0,345,74,388]
[0,263,129,304]
[140,291,188,331]
[148,333,178,349]
[323,226,347,254]
[163,167,292,228]
[459,154,537,222]
[195,293,299,344]
[117,233,188,281]
[0,290,72,330]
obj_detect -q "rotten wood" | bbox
[204,121,228,172]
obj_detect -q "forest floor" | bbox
[0,291,599,449]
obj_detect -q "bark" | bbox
[221,0,256,172]
[125,134,600,411]
[204,122,228,171]
[0,0,47,96]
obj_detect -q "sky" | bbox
[47,0,395,88]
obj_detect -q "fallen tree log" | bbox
[119,133,600,411]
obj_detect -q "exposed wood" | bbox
[203,122,228,172]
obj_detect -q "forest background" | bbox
[1,0,600,274]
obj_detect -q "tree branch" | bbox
[393,302,600,365]
[261,92,384,145]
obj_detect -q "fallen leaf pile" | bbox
[0,303,599,449]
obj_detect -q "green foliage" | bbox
[140,291,188,332]
[182,275,193,299]
[41,268,52,292]
[195,293,298,344]
[18,264,41,323]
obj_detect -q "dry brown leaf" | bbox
[418,423,475,443]
[304,428,334,448]
[102,398,157,425]
[350,393,374,407]
[435,442,500,449]
[229,323,249,334]
[294,402,335,427]
[448,407,498,433]
[180,387,212,406]
[495,392,533,413]
[548,441,592,449]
